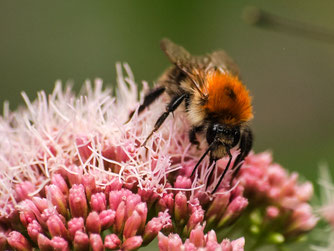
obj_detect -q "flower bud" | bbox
[115,200,126,234]
[158,232,183,251]
[51,174,69,196]
[157,193,174,214]
[99,209,116,230]
[286,203,318,234]
[185,206,204,235]
[20,210,36,227]
[174,192,188,224]
[104,234,121,249]
[89,233,103,251]
[82,174,96,200]
[230,237,245,250]
[86,212,101,234]
[122,236,143,251]
[174,175,192,189]
[123,210,141,239]
[109,189,131,211]
[37,234,52,251]
[125,194,141,217]
[73,231,89,251]
[47,215,70,240]
[46,184,68,217]
[90,192,106,213]
[135,202,148,232]
[50,236,69,251]
[218,196,248,228]
[7,231,32,251]
[27,220,42,243]
[69,184,88,218]
[68,217,84,240]
[32,197,48,213]
[189,225,205,247]
[144,210,172,245]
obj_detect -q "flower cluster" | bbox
[0,64,316,250]
[237,152,317,245]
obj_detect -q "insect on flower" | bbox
[132,38,253,193]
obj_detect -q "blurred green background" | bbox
[1,1,334,189]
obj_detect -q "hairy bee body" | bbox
[135,38,254,193]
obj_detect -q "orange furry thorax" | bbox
[203,71,253,125]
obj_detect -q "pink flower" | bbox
[0,64,316,250]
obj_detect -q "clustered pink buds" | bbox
[158,225,245,251]
[236,152,318,243]
[2,172,178,250]
[0,66,317,250]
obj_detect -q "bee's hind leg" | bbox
[128,86,166,122]
[141,93,187,146]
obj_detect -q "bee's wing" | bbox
[160,38,205,96]
[208,51,240,76]
[160,38,194,73]
[161,38,240,76]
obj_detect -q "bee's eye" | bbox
[215,125,225,133]
[223,129,230,135]
[214,124,231,135]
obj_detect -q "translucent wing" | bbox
[160,38,240,76]
[160,38,193,72]
[160,38,205,96]
[208,51,240,76]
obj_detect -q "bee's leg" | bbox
[231,127,253,180]
[188,126,203,148]
[212,148,232,194]
[190,143,213,178]
[141,93,186,146]
[128,86,166,121]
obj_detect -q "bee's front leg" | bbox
[128,86,166,122]
[141,93,186,146]
[231,126,253,179]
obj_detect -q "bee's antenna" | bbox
[243,6,334,44]
[191,141,215,178]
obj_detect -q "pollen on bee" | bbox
[204,71,253,125]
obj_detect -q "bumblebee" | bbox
[134,38,253,193]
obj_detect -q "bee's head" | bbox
[206,123,240,150]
